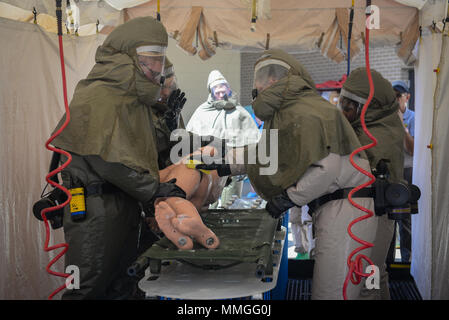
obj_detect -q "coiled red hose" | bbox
[40,7,72,299]
[342,11,377,300]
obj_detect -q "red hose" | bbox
[40,34,72,300]
[342,15,377,300]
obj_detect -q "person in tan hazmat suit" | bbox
[196,49,391,300]
[338,67,405,300]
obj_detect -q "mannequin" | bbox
[153,147,227,250]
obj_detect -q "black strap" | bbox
[85,182,119,197]
[307,187,373,215]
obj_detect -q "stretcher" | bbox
[130,209,286,299]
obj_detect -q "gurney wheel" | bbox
[150,259,161,274]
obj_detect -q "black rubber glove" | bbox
[265,190,296,219]
[153,178,186,199]
[143,178,186,217]
[165,89,186,131]
[167,89,186,111]
[195,163,231,177]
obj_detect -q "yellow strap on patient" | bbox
[185,159,211,174]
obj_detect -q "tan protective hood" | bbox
[51,17,168,175]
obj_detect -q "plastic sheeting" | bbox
[430,34,449,300]
[0,17,105,299]
[411,25,449,300]
[0,0,122,26]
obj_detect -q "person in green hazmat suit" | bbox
[197,49,385,299]
[50,17,187,299]
[338,67,405,300]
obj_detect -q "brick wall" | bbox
[240,46,411,106]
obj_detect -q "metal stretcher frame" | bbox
[132,209,286,299]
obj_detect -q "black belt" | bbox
[85,182,120,197]
[307,187,373,215]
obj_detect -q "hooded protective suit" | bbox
[342,67,405,182]
[50,17,169,299]
[186,70,260,207]
[341,68,405,300]
[186,70,260,148]
[245,49,382,300]
[246,49,364,199]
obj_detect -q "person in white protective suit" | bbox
[186,70,259,206]
[197,49,387,300]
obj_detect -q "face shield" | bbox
[211,83,232,101]
[252,59,290,98]
[136,45,166,85]
[338,88,366,111]
[337,88,367,122]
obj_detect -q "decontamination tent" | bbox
[0,0,447,299]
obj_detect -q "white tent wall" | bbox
[166,37,241,123]
[0,17,105,299]
[431,34,449,300]
[411,0,449,300]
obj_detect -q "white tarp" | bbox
[411,0,449,300]
[0,17,105,299]
[430,34,449,300]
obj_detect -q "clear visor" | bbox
[253,59,290,93]
[337,95,362,114]
[137,45,166,84]
[339,88,367,106]
[211,83,232,101]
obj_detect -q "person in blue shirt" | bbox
[387,80,415,264]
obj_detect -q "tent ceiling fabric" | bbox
[124,0,419,63]
[1,0,419,62]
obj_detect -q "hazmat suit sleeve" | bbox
[85,155,159,205]
[286,153,371,206]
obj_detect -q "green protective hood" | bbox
[245,50,363,200]
[343,67,404,182]
[256,48,317,93]
[51,17,168,176]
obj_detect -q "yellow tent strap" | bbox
[157,0,161,21]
